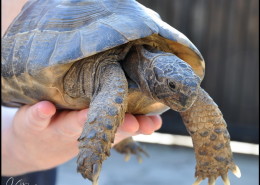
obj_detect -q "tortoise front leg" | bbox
[77,62,128,185]
[180,88,241,185]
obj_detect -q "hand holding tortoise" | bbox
[2,101,162,176]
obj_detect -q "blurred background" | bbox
[57,1,259,185]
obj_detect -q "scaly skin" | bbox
[180,88,240,185]
[77,61,128,185]
[114,137,149,162]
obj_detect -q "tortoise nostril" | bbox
[168,81,176,90]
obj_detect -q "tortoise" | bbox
[1,0,241,185]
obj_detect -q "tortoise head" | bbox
[142,46,201,112]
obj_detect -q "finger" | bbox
[136,115,155,135]
[18,101,56,131]
[147,115,162,131]
[51,109,88,138]
[118,114,139,134]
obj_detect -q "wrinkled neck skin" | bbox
[64,44,132,100]
[122,45,156,100]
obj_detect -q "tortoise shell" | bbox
[2,0,204,112]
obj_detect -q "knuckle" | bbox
[24,106,48,131]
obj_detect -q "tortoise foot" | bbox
[114,137,149,163]
[193,164,241,185]
[77,147,104,185]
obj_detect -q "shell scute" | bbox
[27,32,59,76]
[49,31,83,66]
[80,22,128,57]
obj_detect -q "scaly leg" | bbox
[77,61,128,185]
[114,137,148,162]
[180,88,240,185]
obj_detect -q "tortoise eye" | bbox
[168,81,176,90]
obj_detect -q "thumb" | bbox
[19,101,56,131]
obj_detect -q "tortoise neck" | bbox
[122,45,156,100]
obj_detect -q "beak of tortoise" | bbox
[164,93,196,112]
[179,94,188,107]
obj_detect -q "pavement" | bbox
[56,142,259,185]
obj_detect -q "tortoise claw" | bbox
[77,148,103,185]
[91,163,101,185]
[123,143,149,163]
[221,173,230,185]
[124,153,131,162]
[231,165,241,178]
[208,177,216,185]
[193,164,240,185]
[192,176,203,185]
[114,138,149,163]
[124,151,145,163]
[77,160,101,184]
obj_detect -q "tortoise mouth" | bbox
[158,93,194,112]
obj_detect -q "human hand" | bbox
[2,101,162,176]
